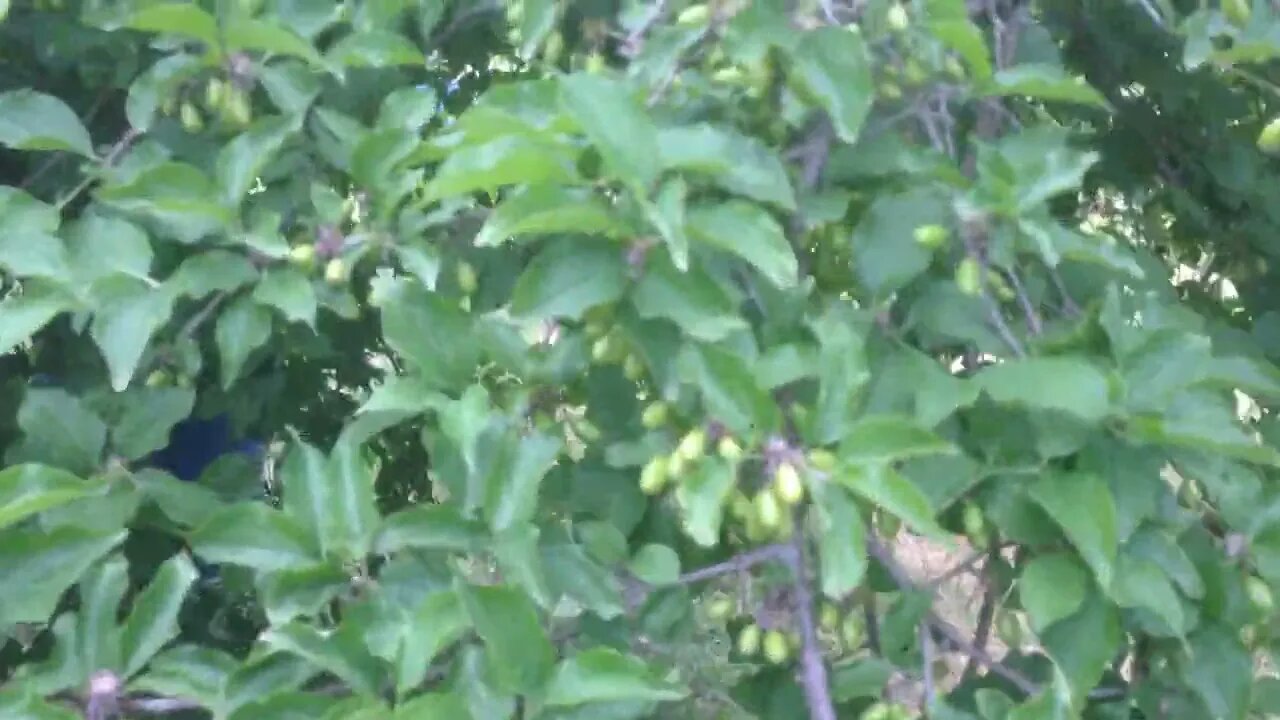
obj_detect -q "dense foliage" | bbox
[5,0,1280,718]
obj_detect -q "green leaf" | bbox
[809,308,872,445]
[1182,626,1252,720]
[132,469,225,528]
[630,253,747,342]
[850,187,950,297]
[279,435,339,555]
[686,201,798,288]
[642,176,690,270]
[1027,472,1118,588]
[1109,553,1186,635]
[217,115,301,205]
[544,647,688,707]
[460,583,556,694]
[1038,593,1120,704]
[216,295,274,389]
[657,124,796,209]
[424,135,580,202]
[0,285,73,355]
[0,90,95,156]
[123,2,219,45]
[64,213,155,283]
[1018,553,1088,632]
[325,433,381,559]
[838,415,956,464]
[396,589,473,696]
[373,504,487,554]
[830,657,895,702]
[262,621,383,697]
[260,60,324,115]
[395,692,471,720]
[513,0,558,60]
[76,558,128,675]
[983,64,1108,108]
[476,186,624,246]
[673,461,736,547]
[378,87,438,132]
[558,72,662,188]
[97,162,233,244]
[928,19,992,81]
[0,525,125,625]
[89,276,175,391]
[0,230,71,281]
[326,29,425,67]
[483,430,562,533]
[258,563,351,626]
[787,26,874,144]
[112,386,197,460]
[628,544,680,586]
[189,503,322,572]
[509,239,628,321]
[0,464,95,531]
[813,483,868,600]
[374,277,480,388]
[976,358,1112,422]
[224,16,324,65]
[253,267,318,327]
[678,343,778,437]
[10,387,107,477]
[120,553,198,677]
[834,465,949,541]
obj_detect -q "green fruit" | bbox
[737,623,761,656]
[878,82,903,100]
[324,257,347,285]
[962,501,986,541]
[886,3,909,31]
[1246,576,1275,613]
[840,613,865,649]
[706,594,734,621]
[204,78,225,110]
[1258,116,1280,154]
[717,436,743,461]
[996,611,1023,647]
[861,702,892,720]
[677,428,707,462]
[944,55,966,80]
[584,53,606,74]
[641,402,669,429]
[902,58,928,86]
[639,456,670,495]
[288,244,316,270]
[1224,0,1251,27]
[0,0,9,23]
[226,88,252,126]
[773,462,805,505]
[914,223,949,249]
[145,369,171,388]
[955,257,982,296]
[584,320,608,338]
[456,261,478,295]
[676,3,710,26]
[820,603,840,631]
[591,336,615,364]
[622,354,646,381]
[762,629,790,664]
[807,449,837,472]
[667,451,687,479]
[755,489,783,530]
[729,491,753,521]
[179,102,203,133]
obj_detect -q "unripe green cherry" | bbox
[1224,0,1251,28]
[1246,576,1274,614]
[955,257,982,296]
[886,3,909,32]
[819,603,840,631]
[145,369,172,388]
[456,260,478,295]
[676,428,707,462]
[1259,116,1280,155]
[773,462,805,505]
[324,257,347,285]
[717,436,743,461]
[288,243,316,270]
[807,448,837,472]
[622,354,646,381]
[737,623,761,656]
[706,593,734,621]
[179,102,203,133]
[755,489,783,530]
[641,402,669,429]
[914,223,949,249]
[841,613,865,649]
[204,77,225,110]
[763,629,790,664]
[639,455,670,495]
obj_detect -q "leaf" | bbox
[1018,553,1088,632]
[983,64,1108,108]
[513,0,558,59]
[559,72,662,188]
[686,201,798,288]
[112,387,196,460]
[378,87,438,132]
[630,253,748,342]
[89,277,175,391]
[97,162,233,244]
[252,267,317,327]
[850,187,950,298]
[834,465,949,541]
[0,525,125,625]
[10,387,107,477]
[544,647,688,707]
[508,239,628,321]
[423,135,580,202]
[976,358,1112,422]
[0,464,95,531]
[258,563,351,626]
[0,90,95,156]
[224,16,324,65]
[1037,593,1120,704]
[673,461,736,547]
[838,415,956,464]
[325,29,425,67]
[0,285,72,355]
[476,185,623,246]
[0,230,72,281]
[1027,472,1118,588]
[1182,626,1251,720]
[678,343,778,437]
[123,2,219,45]
[787,26,874,144]
[189,503,321,572]
[325,434,381,559]
[1109,553,1186,635]
[809,308,872,445]
[396,590,472,695]
[131,469,225,529]
[460,583,556,694]
[642,176,690,270]
[262,622,383,697]
[813,483,868,600]
[216,296,274,389]
[279,435,338,555]
[64,213,155,283]
[628,544,680,586]
[120,553,198,677]
[216,115,301,205]
[394,692,471,720]
[372,276,479,388]
[657,124,796,209]
[483,430,562,533]
[373,504,488,554]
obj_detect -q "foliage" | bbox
[4,0,1280,719]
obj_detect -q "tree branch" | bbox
[785,521,837,720]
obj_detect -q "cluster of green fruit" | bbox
[584,313,651,383]
[163,75,253,134]
[859,701,914,720]
[287,241,348,286]
[873,3,966,101]
[704,590,869,665]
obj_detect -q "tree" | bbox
[2,0,1280,718]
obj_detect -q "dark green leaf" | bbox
[112,387,196,459]
[216,295,274,389]
[0,90,95,156]
[89,277,175,391]
[373,504,487,554]
[687,201,798,288]
[461,583,556,694]
[544,647,688,707]
[9,388,107,477]
[476,186,624,246]
[834,465,949,541]
[0,464,95,531]
[838,415,956,464]
[787,26,874,143]
[1027,472,1117,588]
[630,252,748,342]
[813,483,867,599]
[0,525,124,625]
[976,358,1112,422]
[253,267,318,327]
[262,621,384,697]
[422,136,580,202]
[189,503,321,572]
[658,124,796,209]
[678,343,778,437]
[559,73,662,188]
[120,553,198,677]
[509,239,628,321]
[1018,553,1088,632]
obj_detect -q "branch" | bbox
[919,622,936,712]
[55,127,141,211]
[962,566,996,680]
[865,535,1040,697]
[1005,269,1042,336]
[675,543,791,585]
[784,521,838,720]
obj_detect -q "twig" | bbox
[675,543,791,585]
[787,116,835,276]
[785,520,837,720]
[621,0,668,57]
[1005,269,1042,335]
[865,535,1040,697]
[962,567,996,680]
[863,594,882,655]
[927,545,993,589]
[177,291,229,340]
[1048,265,1081,317]
[55,128,141,211]
[919,622,936,713]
